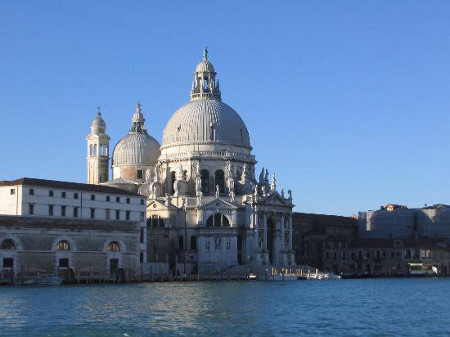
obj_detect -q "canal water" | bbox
[0,278,449,336]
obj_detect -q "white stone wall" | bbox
[0,185,23,215]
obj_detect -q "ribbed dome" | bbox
[113,132,161,166]
[196,60,215,73]
[162,99,251,148]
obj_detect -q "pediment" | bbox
[147,199,170,211]
[261,192,290,207]
[202,198,239,210]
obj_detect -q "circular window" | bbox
[216,202,220,206]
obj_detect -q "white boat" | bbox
[272,273,298,281]
[247,273,258,280]
[37,274,63,285]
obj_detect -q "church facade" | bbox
[87,50,296,273]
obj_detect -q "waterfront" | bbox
[1,279,450,336]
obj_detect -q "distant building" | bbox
[0,178,146,282]
[323,204,450,276]
[359,204,450,239]
[323,238,449,276]
[292,212,358,269]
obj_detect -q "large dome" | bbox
[161,99,251,149]
[113,133,160,166]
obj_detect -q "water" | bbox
[0,278,449,336]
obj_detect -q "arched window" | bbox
[147,215,165,229]
[201,169,210,194]
[215,170,225,194]
[1,239,16,250]
[93,144,97,156]
[107,241,120,252]
[89,144,93,156]
[56,240,70,251]
[191,235,197,250]
[206,213,230,227]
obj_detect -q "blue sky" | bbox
[1,1,450,216]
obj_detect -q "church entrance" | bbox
[109,258,119,277]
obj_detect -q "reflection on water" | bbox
[1,279,450,336]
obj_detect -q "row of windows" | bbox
[206,214,230,227]
[324,249,419,260]
[1,239,121,252]
[27,188,143,205]
[89,144,108,157]
[28,204,144,221]
[200,169,225,195]
[144,214,231,229]
[147,215,165,228]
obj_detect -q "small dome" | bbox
[112,104,161,167]
[196,60,215,73]
[91,111,106,134]
[112,133,160,166]
[162,99,251,149]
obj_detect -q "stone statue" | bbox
[197,193,203,207]
[253,184,259,199]
[153,164,160,182]
[226,162,233,179]
[145,169,151,182]
[270,173,276,191]
[151,183,157,199]
[288,190,292,201]
[215,185,220,198]
[281,188,285,198]
[195,165,202,196]
[229,191,235,202]
[177,164,184,180]
[262,184,268,196]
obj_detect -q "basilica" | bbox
[87,49,295,273]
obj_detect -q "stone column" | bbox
[263,212,268,264]
[253,210,261,264]
[288,214,294,264]
[280,213,286,265]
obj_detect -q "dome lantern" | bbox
[130,103,147,133]
[190,48,221,101]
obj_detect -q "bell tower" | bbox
[86,107,110,184]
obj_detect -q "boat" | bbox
[271,273,298,281]
[36,274,63,285]
[247,273,258,280]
